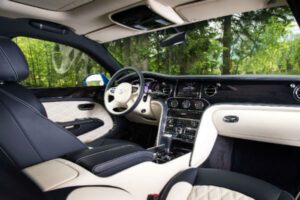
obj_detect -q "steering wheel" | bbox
[104,67,145,116]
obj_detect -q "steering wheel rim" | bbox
[104,67,145,116]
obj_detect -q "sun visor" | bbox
[109,0,184,31]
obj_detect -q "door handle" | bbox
[78,103,95,110]
[58,118,104,136]
[223,115,239,123]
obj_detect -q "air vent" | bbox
[204,85,217,97]
[293,85,300,101]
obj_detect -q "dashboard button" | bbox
[191,121,199,128]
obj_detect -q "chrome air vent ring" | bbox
[204,85,218,97]
[293,85,300,102]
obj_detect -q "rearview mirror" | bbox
[160,32,186,47]
[83,73,109,87]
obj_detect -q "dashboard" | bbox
[128,73,300,146]
[128,73,300,162]
[131,75,300,106]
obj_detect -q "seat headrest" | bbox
[0,37,29,82]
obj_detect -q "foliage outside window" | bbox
[105,6,300,75]
[13,37,109,88]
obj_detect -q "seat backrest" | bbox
[0,37,86,168]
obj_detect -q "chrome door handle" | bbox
[223,115,239,123]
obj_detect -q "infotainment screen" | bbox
[176,82,201,97]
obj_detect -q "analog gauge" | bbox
[182,100,191,109]
[194,100,205,110]
[170,99,179,108]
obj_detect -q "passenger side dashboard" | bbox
[126,73,300,162]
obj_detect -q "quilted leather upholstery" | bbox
[188,186,254,200]
[159,168,294,200]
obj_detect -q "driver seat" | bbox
[0,36,152,174]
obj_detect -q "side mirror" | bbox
[83,73,109,87]
[160,32,186,47]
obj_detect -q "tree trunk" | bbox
[123,38,131,66]
[222,15,232,74]
[27,38,37,86]
[156,32,161,71]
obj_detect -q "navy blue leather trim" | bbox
[0,85,86,168]
[0,145,17,167]
[68,140,153,177]
[0,101,43,164]
[0,37,29,82]
[0,88,85,142]
[0,44,18,80]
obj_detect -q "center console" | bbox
[153,81,210,163]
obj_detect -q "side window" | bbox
[13,37,109,88]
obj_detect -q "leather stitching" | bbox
[0,145,18,167]
[0,88,86,147]
[0,100,43,161]
[75,145,135,163]
[187,185,254,200]
[0,87,43,114]
[88,143,121,150]
[0,44,18,81]
[92,151,153,174]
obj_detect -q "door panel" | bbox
[31,86,113,143]
[43,101,113,143]
[57,117,104,137]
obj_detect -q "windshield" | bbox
[105,6,300,76]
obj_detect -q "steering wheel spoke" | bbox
[126,96,137,108]
[107,98,120,109]
[107,87,116,96]
[104,67,145,116]
[132,85,140,95]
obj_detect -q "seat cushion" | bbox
[68,139,154,177]
[159,168,294,200]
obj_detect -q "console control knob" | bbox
[170,99,179,108]
[194,100,205,110]
[182,100,191,109]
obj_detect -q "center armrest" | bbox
[67,143,154,177]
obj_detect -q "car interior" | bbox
[0,0,300,200]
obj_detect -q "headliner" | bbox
[0,0,287,43]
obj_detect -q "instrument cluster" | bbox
[132,78,174,97]
[131,79,212,107]
[176,82,201,98]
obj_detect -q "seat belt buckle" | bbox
[147,193,160,200]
